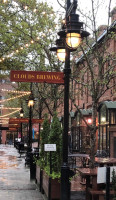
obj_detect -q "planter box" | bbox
[42,170,60,200]
[36,165,43,193]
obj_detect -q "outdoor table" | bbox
[95,157,116,167]
[77,168,97,200]
[68,153,90,168]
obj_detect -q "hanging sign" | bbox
[9,124,20,128]
[32,119,44,124]
[10,70,64,84]
[9,128,17,131]
[9,118,44,124]
[9,118,29,124]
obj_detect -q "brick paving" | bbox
[70,175,85,200]
[70,157,86,200]
[0,144,43,200]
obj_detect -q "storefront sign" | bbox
[10,70,64,84]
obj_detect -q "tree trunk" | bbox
[90,101,98,168]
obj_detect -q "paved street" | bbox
[0,144,85,200]
[0,144,43,200]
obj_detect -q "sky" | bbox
[44,0,116,27]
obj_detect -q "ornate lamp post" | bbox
[28,92,34,148]
[50,1,90,200]
[20,108,24,142]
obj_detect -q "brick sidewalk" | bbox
[70,157,86,200]
[0,144,85,200]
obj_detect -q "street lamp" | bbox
[50,1,90,200]
[20,108,24,142]
[50,38,66,62]
[28,92,34,148]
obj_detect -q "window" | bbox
[110,110,116,124]
[100,105,107,124]
[99,126,108,151]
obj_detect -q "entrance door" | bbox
[114,137,116,158]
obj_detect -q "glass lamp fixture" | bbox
[57,48,66,62]
[28,93,34,107]
[20,109,24,118]
[58,13,90,49]
[66,33,81,48]
[28,99,34,107]
[50,38,66,62]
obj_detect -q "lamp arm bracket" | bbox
[66,0,77,18]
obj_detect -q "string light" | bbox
[31,40,34,44]
[0,1,63,63]
[0,117,9,120]
[24,5,28,10]
[20,47,24,50]
[0,93,30,104]
[0,33,53,62]
[2,0,63,16]
[33,9,37,13]
[3,0,7,3]
[0,109,21,118]
[0,107,21,110]
[42,11,46,15]
[1,89,31,94]
[25,43,29,47]
[16,49,19,53]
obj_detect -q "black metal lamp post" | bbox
[20,108,24,142]
[28,93,34,148]
[50,1,90,200]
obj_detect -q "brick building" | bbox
[69,8,116,157]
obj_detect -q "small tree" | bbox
[47,113,62,179]
[38,114,50,168]
[112,169,116,199]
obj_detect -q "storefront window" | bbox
[98,102,116,157]
[100,105,107,124]
[76,113,81,126]
[110,110,116,124]
[99,126,107,151]
[103,127,106,150]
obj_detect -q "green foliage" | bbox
[37,113,62,179]
[48,113,62,176]
[44,165,61,179]
[0,0,57,71]
[38,114,50,169]
[112,169,116,197]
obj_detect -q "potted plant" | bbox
[42,112,62,200]
[36,114,50,192]
[112,168,116,200]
